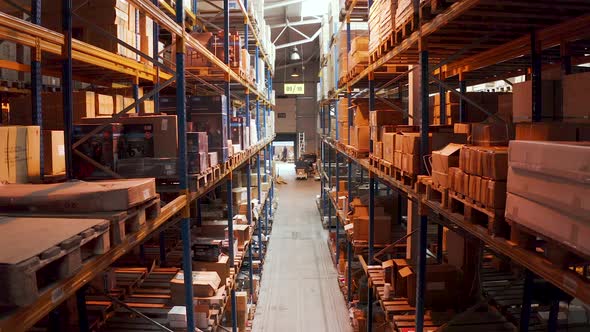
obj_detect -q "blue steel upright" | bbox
[175,1,195,331]
[31,0,43,179]
[62,0,73,179]
[152,0,160,113]
[367,0,375,326]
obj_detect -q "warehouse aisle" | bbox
[252,162,352,332]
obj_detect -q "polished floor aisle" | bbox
[252,162,352,332]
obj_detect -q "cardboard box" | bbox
[392,259,411,297]
[508,141,590,183]
[563,71,590,121]
[401,153,418,174]
[369,110,404,127]
[43,130,66,175]
[454,123,471,135]
[353,104,370,126]
[515,122,577,141]
[170,271,222,300]
[394,132,405,152]
[373,141,383,159]
[401,133,420,155]
[507,166,589,220]
[407,264,459,309]
[445,230,465,270]
[506,193,590,257]
[0,178,156,212]
[0,126,40,183]
[432,143,462,174]
[393,151,402,169]
[225,224,250,247]
[382,133,395,163]
[471,122,509,146]
[482,178,506,209]
[512,80,559,122]
[351,126,370,150]
[96,94,114,116]
[192,254,230,282]
[352,215,391,244]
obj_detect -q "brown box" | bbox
[515,122,577,141]
[0,178,156,212]
[445,230,465,270]
[468,175,481,202]
[351,126,370,150]
[480,147,508,181]
[471,122,509,146]
[393,151,402,169]
[369,110,404,127]
[96,94,114,116]
[506,193,590,257]
[512,80,559,122]
[170,271,221,299]
[454,123,471,135]
[507,166,589,220]
[394,133,405,152]
[225,224,251,248]
[563,71,590,121]
[482,178,506,209]
[401,153,418,174]
[192,255,230,283]
[382,133,395,163]
[407,264,459,309]
[352,215,392,244]
[392,259,411,297]
[43,130,66,175]
[353,104,370,126]
[0,126,40,183]
[401,133,420,155]
[432,143,462,174]
[373,141,383,159]
[509,141,590,184]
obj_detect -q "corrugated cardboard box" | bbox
[0,126,41,183]
[563,71,590,122]
[170,271,221,300]
[515,122,577,141]
[407,264,459,309]
[507,166,589,221]
[508,141,590,184]
[512,80,559,122]
[432,143,462,174]
[352,215,391,244]
[481,178,506,209]
[369,110,403,127]
[192,254,230,283]
[471,122,509,146]
[96,94,114,116]
[506,193,590,257]
[382,133,395,163]
[43,130,66,175]
[393,151,402,169]
[373,141,383,159]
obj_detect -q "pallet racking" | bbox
[318,0,590,331]
[0,1,277,331]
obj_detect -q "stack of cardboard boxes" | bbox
[349,100,371,151]
[506,141,590,257]
[42,0,154,63]
[0,126,65,183]
[368,0,397,55]
[348,36,369,77]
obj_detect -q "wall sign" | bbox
[284,83,305,95]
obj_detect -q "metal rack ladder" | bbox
[297,131,305,159]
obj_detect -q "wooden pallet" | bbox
[379,159,394,177]
[344,144,369,159]
[425,182,449,209]
[508,222,590,269]
[448,190,509,238]
[393,168,417,188]
[0,217,110,307]
[414,175,431,196]
[4,196,161,246]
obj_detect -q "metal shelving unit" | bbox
[0,0,277,331]
[318,0,590,331]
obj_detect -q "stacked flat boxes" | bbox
[368,0,396,55]
[189,95,229,164]
[42,0,153,62]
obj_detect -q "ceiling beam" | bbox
[270,18,321,28]
[275,28,321,49]
[265,0,304,10]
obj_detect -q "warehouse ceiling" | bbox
[264,0,326,69]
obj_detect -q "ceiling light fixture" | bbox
[290,46,301,61]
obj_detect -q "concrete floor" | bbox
[252,162,352,332]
